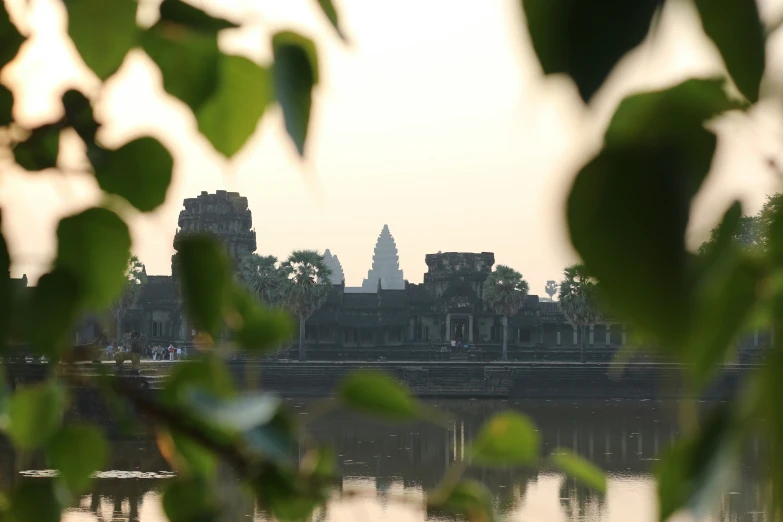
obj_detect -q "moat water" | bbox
[2,399,767,522]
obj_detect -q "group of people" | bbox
[151,345,183,361]
[104,339,184,362]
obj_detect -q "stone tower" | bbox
[361,224,404,291]
[172,191,257,276]
[323,249,345,284]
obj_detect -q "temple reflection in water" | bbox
[0,400,768,522]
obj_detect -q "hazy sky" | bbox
[2,0,783,294]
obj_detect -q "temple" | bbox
[361,225,404,290]
[80,191,765,358]
[323,249,345,284]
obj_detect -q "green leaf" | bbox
[62,89,98,145]
[67,0,137,80]
[695,0,765,102]
[522,0,661,102]
[92,137,173,212]
[163,478,218,522]
[10,480,60,522]
[158,0,238,32]
[231,287,294,352]
[314,0,346,40]
[196,54,272,157]
[550,448,607,493]
[243,413,296,461]
[7,382,66,451]
[568,79,734,346]
[13,124,60,171]
[29,269,83,356]
[184,390,280,432]
[54,207,131,308]
[0,212,11,352]
[605,78,741,146]
[0,85,13,126]
[47,424,108,493]
[469,411,539,466]
[338,370,418,420]
[656,405,742,521]
[428,480,495,522]
[141,24,220,112]
[162,355,236,405]
[174,235,232,336]
[687,252,763,388]
[272,31,319,156]
[0,3,25,71]
[171,433,217,478]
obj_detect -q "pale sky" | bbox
[2,0,783,294]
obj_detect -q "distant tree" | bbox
[558,264,599,364]
[110,255,146,341]
[237,254,286,305]
[483,265,529,361]
[698,215,761,256]
[280,250,332,362]
[756,193,782,251]
[545,280,559,300]
[698,194,783,255]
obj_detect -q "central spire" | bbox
[362,224,404,290]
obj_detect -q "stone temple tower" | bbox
[323,249,345,284]
[361,225,404,290]
[172,191,257,277]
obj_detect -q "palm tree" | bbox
[558,263,599,363]
[111,255,146,341]
[280,250,332,362]
[237,253,285,305]
[545,280,559,300]
[483,265,529,361]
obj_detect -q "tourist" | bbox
[176,346,182,359]
[168,344,175,361]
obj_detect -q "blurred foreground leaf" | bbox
[10,480,60,522]
[428,480,494,522]
[656,405,742,522]
[62,90,99,144]
[159,0,238,32]
[694,0,765,102]
[29,269,82,356]
[568,79,736,346]
[66,0,138,80]
[184,390,281,432]
[163,478,218,522]
[0,3,24,70]
[13,124,60,171]
[338,370,418,420]
[197,55,272,157]
[550,448,606,493]
[0,214,10,352]
[93,137,173,212]
[0,85,13,126]
[231,287,293,352]
[272,31,319,156]
[55,207,131,309]
[470,412,539,466]
[7,382,66,451]
[162,355,236,405]
[48,424,108,493]
[142,24,220,113]
[174,236,231,337]
[522,0,660,102]
[315,0,345,40]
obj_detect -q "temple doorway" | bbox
[451,315,470,342]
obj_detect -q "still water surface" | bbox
[5,400,767,522]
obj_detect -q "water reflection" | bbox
[1,400,768,521]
